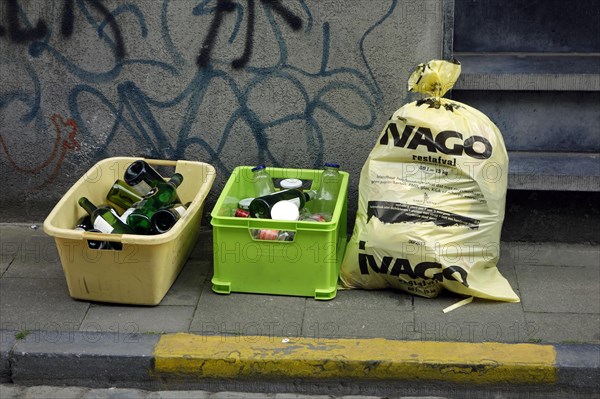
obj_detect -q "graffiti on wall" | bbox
[1,0,397,188]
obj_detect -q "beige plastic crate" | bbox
[43,157,216,305]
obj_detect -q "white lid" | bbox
[238,197,254,210]
[271,200,300,221]
[280,178,302,190]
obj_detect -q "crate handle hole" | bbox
[87,241,123,251]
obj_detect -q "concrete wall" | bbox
[0,0,443,222]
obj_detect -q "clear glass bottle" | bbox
[312,163,341,221]
[251,165,276,197]
[126,173,184,234]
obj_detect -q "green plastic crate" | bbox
[210,166,349,300]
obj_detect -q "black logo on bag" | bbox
[357,241,469,288]
[379,122,492,160]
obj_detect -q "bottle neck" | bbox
[304,190,317,201]
[323,166,340,178]
[78,197,97,215]
[167,173,183,188]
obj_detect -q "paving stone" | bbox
[516,265,600,314]
[21,385,88,399]
[523,312,600,344]
[80,304,195,334]
[159,258,208,306]
[0,248,15,276]
[0,278,88,331]
[0,384,24,399]
[83,388,147,399]
[401,397,448,399]
[190,281,306,337]
[413,292,526,343]
[147,390,210,399]
[188,230,213,261]
[503,242,600,268]
[302,306,414,340]
[0,225,44,276]
[305,287,412,311]
[337,396,383,399]
[1,235,63,279]
[210,392,274,399]
[0,260,11,276]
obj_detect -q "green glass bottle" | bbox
[123,160,165,196]
[78,197,136,234]
[106,179,143,212]
[151,202,189,234]
[126,173,184,234]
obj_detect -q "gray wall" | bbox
[0,0,443,222]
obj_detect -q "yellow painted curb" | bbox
[154,333,557,384]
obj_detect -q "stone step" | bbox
[508,151,600,191]
[454,54,600,91]
[450,89,600,153]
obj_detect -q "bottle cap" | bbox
[238,197,254,210]
[324,162,340,168]
[280,178,302,190]
[271,200,300,221]
[251,165,266,172]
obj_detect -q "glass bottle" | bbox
[123,160,165,196]
[73,216,113,249]
[312,163,341,221]
[151,202,189,234]
[86,229,109,250]
[251,229,295,241]
[78,197,136,234]
[251,165,276,197]
[126,173,184,234]
[106,179,143,212]
[249,188,315,219]
[74,215,93,231]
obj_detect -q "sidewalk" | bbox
[1,223,599,398]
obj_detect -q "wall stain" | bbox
[0,113,79,189]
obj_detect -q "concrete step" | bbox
[508,151,600,191]
[452,0,599,55]
[454,53,600,91]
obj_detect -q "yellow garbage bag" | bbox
[340,59,519,302]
